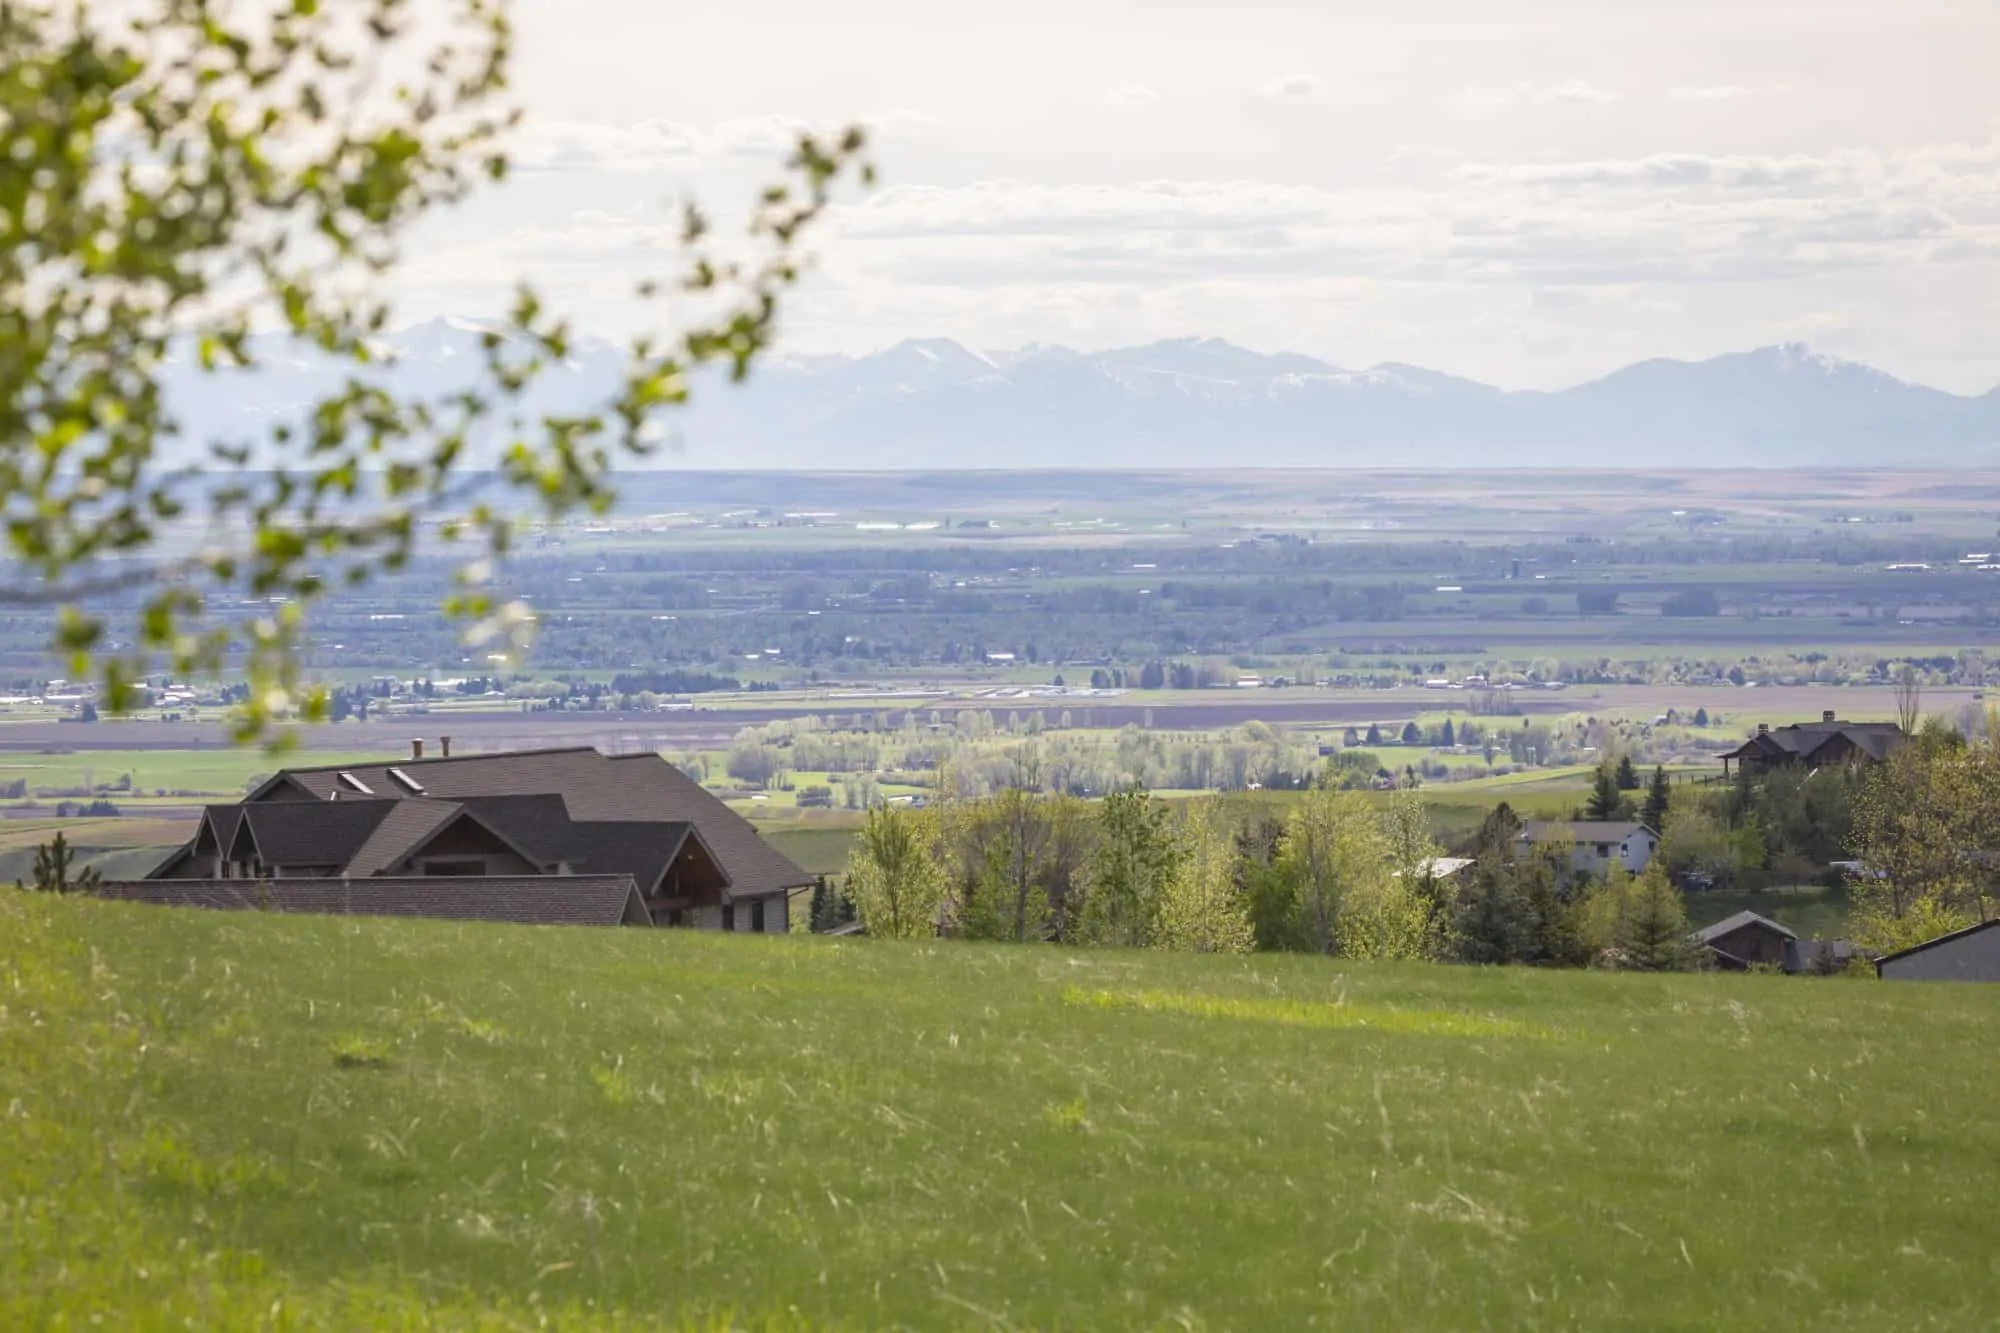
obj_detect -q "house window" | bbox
[721,904,736,931]
[750,899,766,934]
[1596,843,1610,856]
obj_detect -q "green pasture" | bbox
[0,748,387,798]
[7,891,1999,1329]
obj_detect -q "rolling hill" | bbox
[8,890,2000,1328]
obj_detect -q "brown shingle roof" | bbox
[229,799,399,869]
[249,747,808,899]
[342,798,470,876]
[96,874,648,927]
[1721,721,1905,763]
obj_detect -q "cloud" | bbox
[1667,84,1760,102]
[1454,82,1621,110]
[1264,73,1326,100]
[507,112,928,173]
[1539,81,1618,105]
[393,127,2000,395]
[1103,85,1160,108]
[1454,151,1862,192]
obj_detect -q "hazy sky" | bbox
[400,0,2000,391]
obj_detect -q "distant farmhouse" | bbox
[99,744,812,931]
[1518,821,1658,878]
[1720,712,1904,779]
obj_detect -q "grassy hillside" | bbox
[7,894,1999,1329]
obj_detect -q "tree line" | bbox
[839,777,1701,970]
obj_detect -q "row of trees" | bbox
[841,783,1701,970]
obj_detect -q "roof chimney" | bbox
[411,738,425,760]
[1758,723,1769,734]
[1823,710,1836,724]
[439,735,452,759]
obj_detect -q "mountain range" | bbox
[160,320,2000,469]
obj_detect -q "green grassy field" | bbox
[8,892,1999,1329]
[1688,886,1853,941]
[0,748,388,797]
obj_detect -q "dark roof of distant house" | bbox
[1783,937,1860,973]
[239,747,808,898]
[341,798,469,876]
[1872,918,2000,968]
[1519,821,1656,844]
[199,804,243,852]
[1694,910,1797,945]
[232,798,400,868]
[1722,720,1905,763]
[96,874,649,927]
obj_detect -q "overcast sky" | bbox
[399,0,2000,391]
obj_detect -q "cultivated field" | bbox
[8,892,1998,1329]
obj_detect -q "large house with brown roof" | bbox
[102,744,812,931]
[1720,712,1904,778]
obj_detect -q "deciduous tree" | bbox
[845,806,947,941]
[1152,804,1253,954]
[1,0,867,738]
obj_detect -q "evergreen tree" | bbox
[1641,766,1673,832]
[1365,723,1383,746]
[1693,707,1710,727]
[1441,718,1456,747]
[1342,726,1361,747]
[1617,867,1695,970]
[1400,721,1422,745]
[1072,786,1175,949]
[1472,801,1524,858]
[1614,754,1640,791]
[1584,764,1629,821]
[1451,863,1524,964]
[1518,850,1588,967]
[19,832,99,895]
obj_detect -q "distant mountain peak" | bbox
[153,329,2000,470]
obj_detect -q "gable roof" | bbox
[229,799,400,869]
[1519,821,1656,844]
[1694,910,1798,945]
[96,874,649,928]
[1872,917,2000,968]
[245,747,808,898]
[1722,721,1905,763]
[342,798,486,876]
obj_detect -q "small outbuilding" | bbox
[1693,910,1796,969]
[1875,919,2000,983]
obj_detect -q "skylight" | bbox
[387,767,426,794]
[336,772,373,795]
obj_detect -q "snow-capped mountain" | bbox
[155,322,2000,469]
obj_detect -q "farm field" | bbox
[7,891,1997,1329]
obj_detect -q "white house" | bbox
[1517,821,1659,878]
